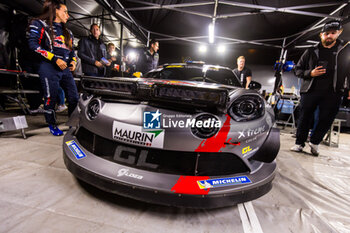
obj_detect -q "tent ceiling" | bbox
[1,0,143,50]
[115,0,350,48]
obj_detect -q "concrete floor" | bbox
[1,112,350,233]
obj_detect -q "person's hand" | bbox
[111,57,117,62]
[56,58,67,70]
[106,61,111,67]
[311,66,326,77]
[69,61,76,72]
[348,90,350,100]
[95,60,103,68]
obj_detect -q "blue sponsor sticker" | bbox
[66,140,86,159]
[143,110,161,129]
[197,176,251,189]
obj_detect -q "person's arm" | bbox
[28,20,69,70]
[28,20,57,63]
[294,49,324,80]
[245,76,252,89]
[245,68,252,89]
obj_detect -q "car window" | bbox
[206,69,241,86]
[144,72,158,78]
[150,67,241,87]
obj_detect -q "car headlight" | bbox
[229,95,265,122]
[191,113,221,139]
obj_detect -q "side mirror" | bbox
[248,80,261,91]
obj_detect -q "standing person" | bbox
[28,0,79,136]
[78,23,109,77]
[106,43,120,77]
[233,56,252,89]
[137,39,159,75]
[291,20,350,156]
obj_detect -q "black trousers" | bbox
[296,90,342,146]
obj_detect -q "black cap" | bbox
[322,20,342,32]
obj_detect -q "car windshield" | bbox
[145,67,242,87]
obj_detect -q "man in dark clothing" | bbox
[78,24,108,77]
[138,39,159,75]
[291,20,350,156]
[233,56,252,89]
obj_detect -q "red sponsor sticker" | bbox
[171,175,210,195]
[195,114,231,152]
[36,48,48,58]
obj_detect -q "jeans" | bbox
[296,91,342,146]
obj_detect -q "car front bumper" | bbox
[63,128,277,208]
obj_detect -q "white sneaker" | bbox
[56,105,68,112]
[29,106,44,114]
[290,144,304,152]
[308,142,319,156]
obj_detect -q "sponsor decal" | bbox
[165,65,184,68]
[35,48,54,60]
[155,80,195,85]
[242,146,252,154]
[113,121,164,148]
[197,176,251,189]
[66,140,86,159]
[238,125,266,139]
[55,35,65,43]
[35,48,48,58]
[117,168,143,180]
[242,147,259,157]
[245,136,258,144]
[171,176,210,195]
[195,114,231,152]
[143,109,221,129]
[143,110,161,129]
[53,36,69,49]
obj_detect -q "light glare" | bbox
[209,23,215,44]
[217,45,226,53]
[199,45,207,53]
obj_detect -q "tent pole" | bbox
[120,23,124,77]
[147,31,150,47]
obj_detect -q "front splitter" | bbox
[63,129,276,208]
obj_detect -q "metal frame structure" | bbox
[109,0,350,54]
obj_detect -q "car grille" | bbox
[75,127,250,176]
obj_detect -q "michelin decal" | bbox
[197,176,251,189]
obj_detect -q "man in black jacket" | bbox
[138,39,159,75]
[78,24,108,76]
[291,20,350,156]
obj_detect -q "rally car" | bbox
[63,62,280,208]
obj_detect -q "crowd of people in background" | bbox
[3,0,162,136]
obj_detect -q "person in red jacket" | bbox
[28,0,78,136]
